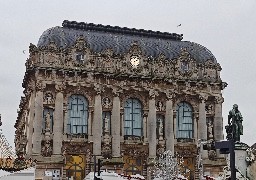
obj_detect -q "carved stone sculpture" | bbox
[226,104,243,142]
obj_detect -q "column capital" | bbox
[94,83,104,95]
[55,83,66,93]
[198,93,208,103]
[112,87,123,97]
[35,81,46,92]
[149,89,158,99]
[165,90,176,100]
[214,96,224,104]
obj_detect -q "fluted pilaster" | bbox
[92,85,103,155]
[53,84,64,155]
[32,82,44,155]
[111,90,121,157]
[198,94,208,159]
[27,90,35,157]
[148,89,157,158]
[165,91,175,153]
[214,96,224,141]
[198,94,207,140]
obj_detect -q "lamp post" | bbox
[215,140,236,180]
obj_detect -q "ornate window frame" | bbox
[176,102,193,139]
[67,94,89,137]
[124,98,143,139]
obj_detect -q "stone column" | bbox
[120,111,124,142]
[143,111,148,142]
[88,108,93,142]
[32,82,44,155]
[27,89,35,157]
[165,91,175,153]
[111,91,121,157]
[63,105,68,135]
[198,94,207,140]
[53,84,64,155]
[92,85,103,155]
[148,89,157,158]
[198,94,208,158]
[214,96,224,141]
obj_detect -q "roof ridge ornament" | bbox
[62,20,183,41]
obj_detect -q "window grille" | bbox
[67,95,88,135]
[124,98,143,137]
[176,102,193,139]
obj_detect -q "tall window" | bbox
[124,98,143,137]
[42,108,54,132]
[67,95,88,135]
[176,102,193,139]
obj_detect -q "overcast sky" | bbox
[0,1,256,151]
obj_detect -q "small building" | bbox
[14,20,227,179]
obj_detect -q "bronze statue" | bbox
[227,104,243,142]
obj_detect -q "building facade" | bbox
[14,20,227,179]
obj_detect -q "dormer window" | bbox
[76,52,85,63]
[181,61,189,72]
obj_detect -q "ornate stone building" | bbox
[14,20,227,179]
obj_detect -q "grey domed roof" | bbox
[37,20,217,64]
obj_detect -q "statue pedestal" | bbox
[234,142,249,178]
[226,142,249,179]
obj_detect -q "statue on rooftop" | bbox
[226,104,243,142]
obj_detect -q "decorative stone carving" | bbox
[205,104,214,114]
[35,81,45,92]
[73,36,87,51]
[86,72,94,83]
[158,119,164,140]
[207,118,214,139]
[112,87,123,97]
[176,48,197,78]
[44,52,59,65]
[45,112,51,131]
[199,94,208,103]
[208,150,217,161]
[149,89,158,99]
[62,142,92,154]
[55,83,66,93]
[128,42,142,56]
[165,90,176,100]
[215,96,224,104]
[175,144,197,158]
[102,143,112,158]
[156,143,166,156]
[102,97,112,109]
[246,148,255,165]
[44,91,54,104]
[121,144,148,157]
[41,139,53,157]
[94,83,104,94]
[156,101,165,111]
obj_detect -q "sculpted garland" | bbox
[27,40,221,82]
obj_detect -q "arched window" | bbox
[124,98,143,137]
[176,102,193,139]
[67,95,88,135]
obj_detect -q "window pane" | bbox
[124,98,143,136]
[176,102,193,139]
[68,95,88,134]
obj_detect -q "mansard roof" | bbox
[37,20,217,64]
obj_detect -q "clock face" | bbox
[130,55,140,68]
